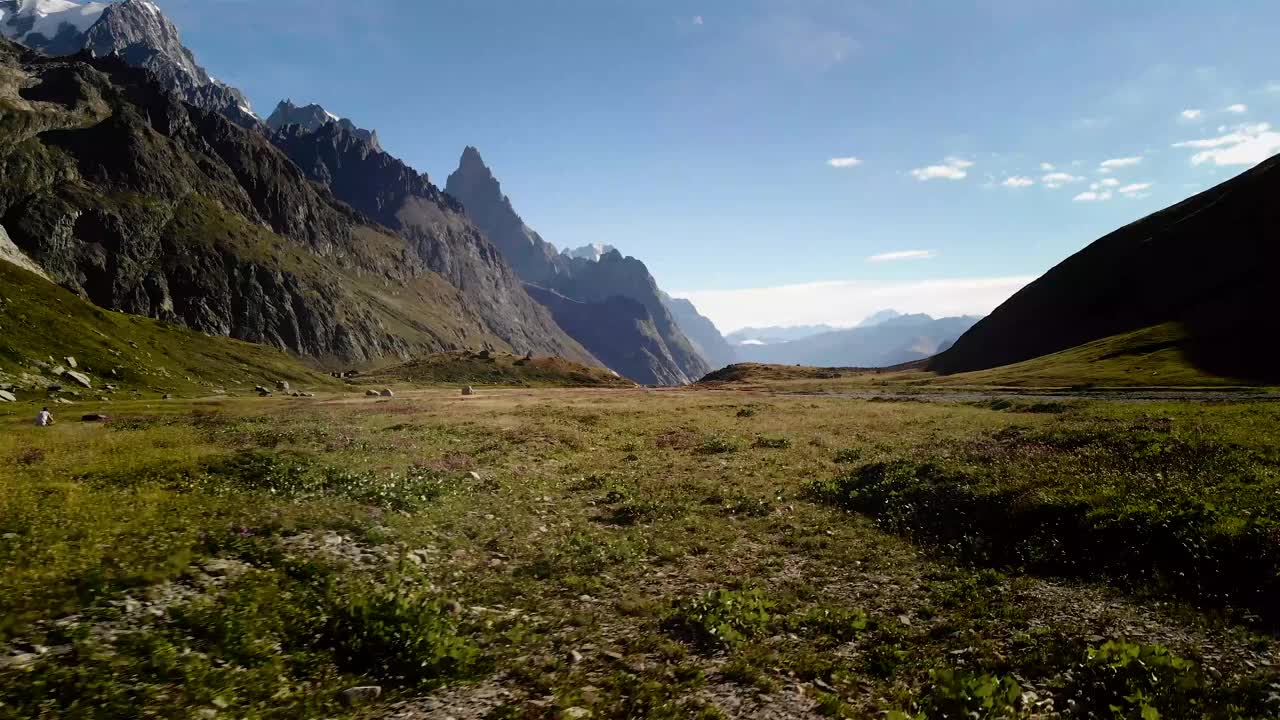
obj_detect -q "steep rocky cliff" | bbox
[0,38,588,365]
[266,99,380,151]
[445,147,710,384]
[1,0,258,127]
[268,120,596,366]
[662,294,735,371]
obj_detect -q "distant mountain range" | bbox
[731,314,980,368]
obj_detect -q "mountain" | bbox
[726,324,840,346]
[265,99,380,152]
[733,315,981,368]
[562,243,616,262]
[0,37,591,366]
[929,155,1280,383]
[0,0,258,127]
[267,119,595,366]
[858,309,904,327]
[661,294,735,371]
[445,147,710,385]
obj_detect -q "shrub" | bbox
[697,435,741,455]
[665,589,775,648]
[752,436,793,450]
[1064,641,1201,719]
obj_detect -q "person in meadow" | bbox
[35,407,53,427]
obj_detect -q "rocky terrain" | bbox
[266,99,381,151]
[0,38,592,366]
[446,147,711,385]
[1,0,258,126]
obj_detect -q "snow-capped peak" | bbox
[562,243,617,262]
[1,0,108,43]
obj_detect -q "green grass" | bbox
[0,261,339,404]
[2,389,1279,718]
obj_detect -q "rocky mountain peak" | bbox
[266,99,381,152]
[0,0,258,127]
[562,243,617,262]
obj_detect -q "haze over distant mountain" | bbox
[726,324,840,347]
[445,147,710,385]
[662,294,736,371]
[0,0,258,127]
[266,100,381,152]
[733,314,980,368]
[930,155,1280,382]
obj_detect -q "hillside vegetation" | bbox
[700,323,1270,391]
[3,389,1280,718]
[358,351,633,388]
[0,261,338,403]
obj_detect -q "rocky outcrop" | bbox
[523,284,685,386]
[662,294,735,371]
[0,221,48,279]
[0,38,576,365]
[445,147,710,385]
[268,122,597,365]
[1,0,258,127]
[266,100,380,151]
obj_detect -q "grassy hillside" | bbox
[358,351,633,388]
[0,261,338,404]
[699,324,1269,391]
[931,155,1280,381]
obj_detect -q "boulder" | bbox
[51,366,66,377]
[254,385,271,394]
[276,380,290,391]
[462,386,475,396]
[339,686,382,707]
[65,371,92,388]
[64,357,77,369]
[379,388,394,397]
[0,390,15,402]
[365,390,380,397]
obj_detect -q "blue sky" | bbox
[161,0,1280,331]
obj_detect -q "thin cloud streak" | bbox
[867,250,937,262]
[827,156,862,168]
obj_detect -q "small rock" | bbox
[568,649,584,665]
[461,385,475,396]
[276,380,290,391]
[443,600,464,615]
[365,389,380,397]
[162,394,173,400]
[468,471,482,482]
[562,708,591,719]
[339,686,382,706]
[379,388,394,397]
[51,365,66,377]
[64,356,77,369]
[0,389,15,402]
[254,385,270,394]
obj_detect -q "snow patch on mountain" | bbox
[0,0,107,44]
[562,243,617,262]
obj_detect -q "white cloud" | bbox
[1089,178,1120,190]
[826,156,862,168]
[1040,162,1055,171]
[867,250,937,263]
[1173,122,1280,165]
[1002,176,1035,188]
[1180,108,1202,120]
[1119,182,1152,195]
[693,15,704,25]
[910,157,973,181]
[1099,156,1143,171]
[1073,190,1113,202]
[674,276,1034,333]
[1041,172,1084,189]
[1225,103,1248,114]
